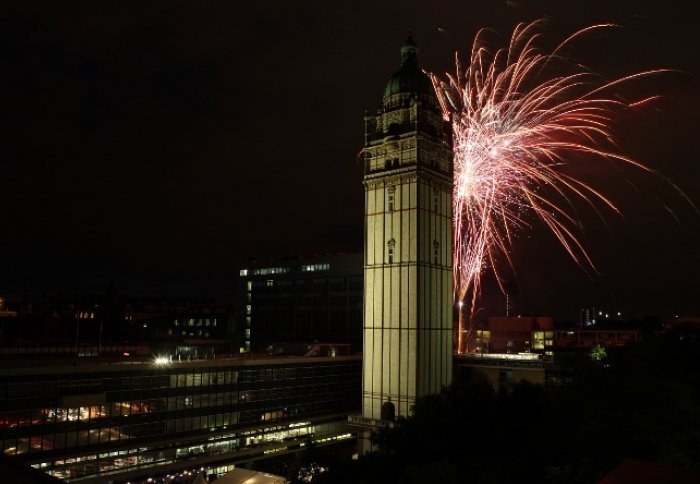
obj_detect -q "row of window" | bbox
[240,267,291,277]
[242,263,342,278]
[2,367,360,454]
[366,149,446,172]
[29,420,349,481]
[2,389,357,456]
[2,382,356,431]
[385,187,441,212]
[385,239,441,264]
[301,263,331,272]
[251,278,361,290]
[173,318,218,327]
[0,365,358,399]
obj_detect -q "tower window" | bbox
[434,240,440,264]
[387,186,396,212]
[387,239,396,264]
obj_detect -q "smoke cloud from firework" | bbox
[429,20,669,352]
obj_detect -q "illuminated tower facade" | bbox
[356,36,453,449]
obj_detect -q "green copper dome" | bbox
[383,36,432,99]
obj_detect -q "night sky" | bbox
[2,1,699,320]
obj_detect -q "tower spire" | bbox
[400,33,418,66]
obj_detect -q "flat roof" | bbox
[0,353,362,375]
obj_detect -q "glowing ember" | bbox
[429,20,668,353]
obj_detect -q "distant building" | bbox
[553,328,642,350]
[0,295,236,358]
[473,316,555,359]
[599,458,700,484]
[0,297,13,316]
[455,317,551,390]
[472,314,668,359]
[142,307,236,358]
[238,254,363,353]
[580,306,623,326]
[454,353,546,393]
[0,297,19,346]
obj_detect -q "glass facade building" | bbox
[0,354,361,482]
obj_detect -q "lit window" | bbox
[251,267,289,276]
[387,186,396,212]
[301,263,331,273]
[240,269,248,277]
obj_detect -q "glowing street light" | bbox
[154,356,170,366]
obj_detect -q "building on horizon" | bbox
[580,306,623,326]
[0,295,237,359]
[472,316,555,358]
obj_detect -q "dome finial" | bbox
[400,31,418,66]
[383,32,431,99]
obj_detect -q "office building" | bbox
[238,254,363,353]
[0,353,360,482]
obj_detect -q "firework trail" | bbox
[429,20,666,353]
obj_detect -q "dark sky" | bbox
[2,1,699,320]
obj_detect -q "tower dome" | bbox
[383,35,432,99]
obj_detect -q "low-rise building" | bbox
[0,353,360,482]
[454,353,546,392]
[470,316,554,359]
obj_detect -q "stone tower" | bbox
[354,36,453,451]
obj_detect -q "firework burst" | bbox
[429,20,667,353]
